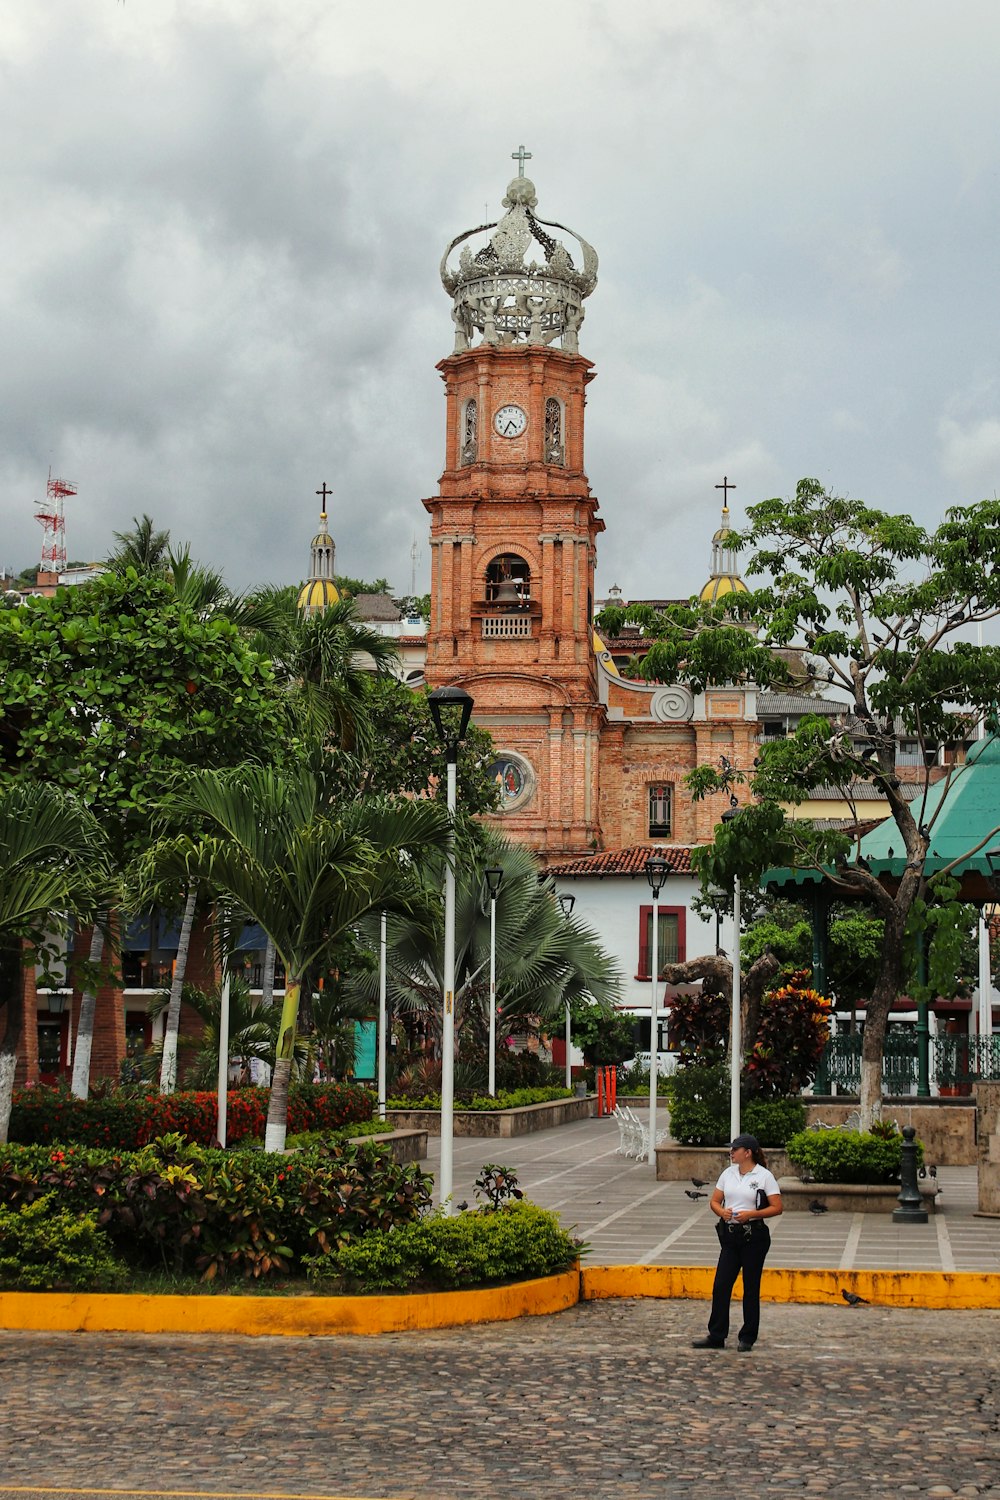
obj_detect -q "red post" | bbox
[609,1065,617,1111]
[597,1066,605,1116]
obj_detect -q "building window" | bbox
[461,399,477,465]
[637,906,685,979]
[544,397,564,464]
[648,784,672,838]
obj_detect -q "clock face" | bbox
[494,404,528,438]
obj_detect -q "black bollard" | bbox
[892,1124,928,1223]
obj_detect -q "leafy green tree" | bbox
[357,678,500,814]
[135,760,451,1151]
[599,478,1000,1123]
[0,570,288,1095]
[0,783,109,1140]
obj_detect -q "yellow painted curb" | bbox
[0,1268,580,1337]
[581,1263,1000,1310]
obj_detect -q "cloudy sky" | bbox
[3,1,1000,604]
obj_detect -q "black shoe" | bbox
[691,1337,725,1348]
[737,1340,754,1352]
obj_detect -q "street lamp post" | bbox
[484,867,504,1096]
[707,886,727,953]
[730,874,742,1141]
[377,911,387,1122]
[645,856,669,1171]
[558,892,576,1088]
[216,966,231,1150]
[427,684,474,1214]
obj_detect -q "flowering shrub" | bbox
[744,973,832,1098]
[0,1134,430,1283]
[7,1081,373,1149]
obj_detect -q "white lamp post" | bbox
[377,911,387,1122]
[645,856,668,1170]
[558,892,576,1087]
[216,967,231,1149]
[428,684,474,1214]
[730,874,742,1141]
[484,867,504,1096]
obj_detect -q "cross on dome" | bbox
[511,144,533,176]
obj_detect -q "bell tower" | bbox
[423,158,605,859]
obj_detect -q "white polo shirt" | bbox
[716,1163,781,1216]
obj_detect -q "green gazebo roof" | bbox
[763,734,1000,894]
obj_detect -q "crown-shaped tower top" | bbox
[440,150,598,355]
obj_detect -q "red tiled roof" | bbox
[546,845,696,878]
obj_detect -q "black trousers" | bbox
[707,1220,771,1346]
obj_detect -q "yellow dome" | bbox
[297,578,341,613]
[699,575,749,604]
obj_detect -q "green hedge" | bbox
[786,1128,922,1184]
[742,1097,807,1146]
[0,1197,126,1291]
[386,1086,572,1112]
[0,1134,430,1284]
[306,1201,581,1292]
[8,1082,372,1149]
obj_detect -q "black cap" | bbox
[729,1134,759,1152]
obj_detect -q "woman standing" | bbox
[692,1133,783,1352]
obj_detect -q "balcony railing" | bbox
[481,613,533,638]
[815,1031,1000,1094]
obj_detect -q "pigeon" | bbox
[691,1178,710,1189]
[456,1201,469,1212]
[841,1289,870,1306]
[809,1199,829,1214]
[685,1189,709,1201]
[929,1164,937,1179]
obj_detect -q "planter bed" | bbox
[805,1101,976,1166]
[778,1178,941,1213]
[345,1128,427,1163]
[656,1143,793,1182]
[386,1095,594,1138]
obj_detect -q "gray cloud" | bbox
[3,0,1000,603]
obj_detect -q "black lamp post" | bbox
[427,683,474,1210]
[707,885,727,953]
[484,866,504,1096]
[645,855,669,1170]
[557,891,576,1086]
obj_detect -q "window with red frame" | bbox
[637,904,686,979]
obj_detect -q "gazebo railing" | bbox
[814,1032,1000,1094]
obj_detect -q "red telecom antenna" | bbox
[35,469,76,575]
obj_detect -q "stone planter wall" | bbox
[655,1144,794,1182]
[805,1101,976,1166]
[779,1179,941,1214]
[385,1094,595,1139]
[346,1128,427,1163]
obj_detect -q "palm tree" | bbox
[108,514,172,573]
[0,782,109,1142]
[347,835,623,1077]
[135,760,450,1150]
[246,586,400,753]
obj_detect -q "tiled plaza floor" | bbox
[436,1116,1000,1273]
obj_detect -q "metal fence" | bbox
[815,1032,1000,1094]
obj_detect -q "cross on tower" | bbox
[316,482,333,509]
[715,476,736,507]
[511,144,532,176]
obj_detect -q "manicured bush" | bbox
[385,1086,572,1112]
[306,1201,581,1293]
[741,1097,807,1147]
[786,1127,922,1184]
[8,1081,372,1149]
[0,1196,126,1291]
[0,1133,430,1282]
[663,1063,729,1145]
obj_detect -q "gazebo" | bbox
[761,734,1000,1093]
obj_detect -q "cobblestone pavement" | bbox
[2,1302,999,1499]
[442,1119,1000,1273]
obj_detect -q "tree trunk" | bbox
[264,975,300,1152]
[71,925,105,1099]
[0,956,23,1144]
[159,881,198,1095]
[742,953,781,1059]
[857,911,908,1128]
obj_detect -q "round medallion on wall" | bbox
[487,752,535,812]
[494,404,528,438]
